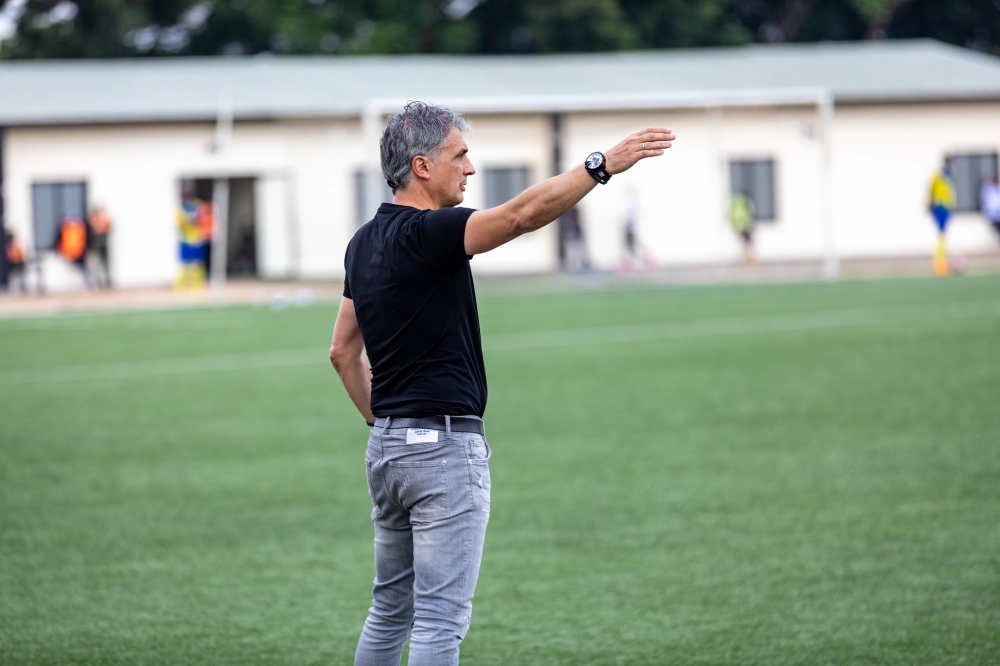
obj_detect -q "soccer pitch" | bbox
[1,275,999,665]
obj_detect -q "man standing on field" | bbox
[329,101,674,665]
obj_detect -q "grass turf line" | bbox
[1,275,998,665]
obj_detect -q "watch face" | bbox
[585,152,604,170]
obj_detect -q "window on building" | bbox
[729,160,776,221]
[949,153,999,213]
[484,167,529,209]
[354,171,393,228]
[32,182,86,251]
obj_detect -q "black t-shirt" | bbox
[343,203,487,418]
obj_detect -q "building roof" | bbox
[2,39,1000,126]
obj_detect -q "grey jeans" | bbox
[355,420,491,666]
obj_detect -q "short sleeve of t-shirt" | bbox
[407,207,475,268]
[343,270,352,299]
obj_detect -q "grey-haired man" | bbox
[330,101,674,665]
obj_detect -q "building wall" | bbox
[3,100,998,291]
[563,101,1000,271]
[458,113,556,276]
[831,101,1000,258]
[3,113,556,291]
[4,120,332,290]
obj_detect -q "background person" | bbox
[87,206,113,289]
[197,198,216,277]
[730,192,756,264]
[558,206,590,272]
[619,186,656,273]
[981,174,1000,240]
[176,196,207,289]
[4,231,27,293]
[329,101,673,666]
[56,216,91,287]
[928,158,956,276]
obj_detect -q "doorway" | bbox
[179,177,257,278]
[226,178,256,276]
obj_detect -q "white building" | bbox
[1,39,999,290]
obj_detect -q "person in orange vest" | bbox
[196,200,215,277]
[4,230,27,293]
[87,206,113,289]
[57,216,91,288]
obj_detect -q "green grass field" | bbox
[1,275,999,665]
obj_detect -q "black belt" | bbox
[374,416,485,436]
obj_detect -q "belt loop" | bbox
[385,416,391,430]
[445,415,451,440]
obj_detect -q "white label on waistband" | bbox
[406,428,439,444]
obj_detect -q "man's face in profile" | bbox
[428,126,476,208]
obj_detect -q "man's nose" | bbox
[465,160,476,176]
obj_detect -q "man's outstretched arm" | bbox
[329,296,375,424]
[464,127,675,256]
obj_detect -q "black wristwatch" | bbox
[366,420,375,427]
[585,152,611,184]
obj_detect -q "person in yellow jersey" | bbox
[928,158,956,276]
[176,192,208,290]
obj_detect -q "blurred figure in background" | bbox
[87,206,112,289]
[176,186,207,289]
[197,198,216,278]
[558,206,590,272]
[4,230,27,293]
[57,216,91,287]
[618,187,656,273]
[730,192,756,264]
[928,158,956,276]
[980,174,1000,241]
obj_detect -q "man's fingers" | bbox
[633,130,675,157]
[638,131,675,145]
[635,140,672,159]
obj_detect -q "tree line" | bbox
[2,0,998,60]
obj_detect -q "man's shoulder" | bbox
[425,205,477,220]
[348,212,386,246]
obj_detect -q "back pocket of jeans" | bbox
[387,460,449,523]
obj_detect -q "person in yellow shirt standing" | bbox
[928,158,956,277]
[730,193,756,264]
[176,195,207,290]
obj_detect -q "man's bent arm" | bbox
[465,126,675,255]
[329,296,375,424]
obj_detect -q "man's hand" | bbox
[604,127,675,175]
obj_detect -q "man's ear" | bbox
[411,155,432,181]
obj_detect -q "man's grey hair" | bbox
[380,101,470,194]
